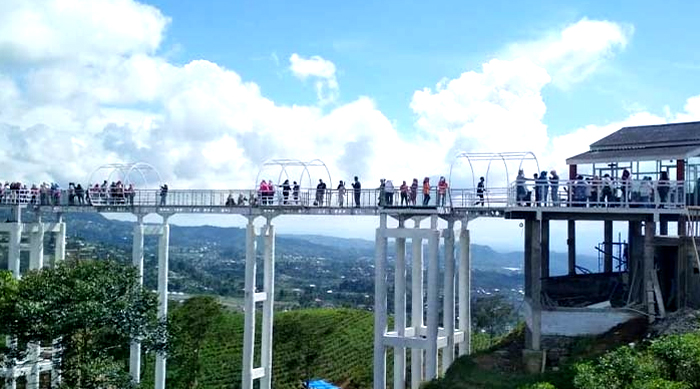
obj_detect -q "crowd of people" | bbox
[515,169,676,208]
[0,180,145,206]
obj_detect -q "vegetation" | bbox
[0,261,166,389]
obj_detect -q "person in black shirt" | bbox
[352,176,361,207]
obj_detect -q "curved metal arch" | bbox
[87,162,162,189]
[450,151,540,189]
[517,151,541,176]
[449,153,477,190]
[254,159,333,189]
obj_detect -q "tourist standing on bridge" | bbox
[657,171,670,207]
[352,176,361,207]
[620,169,631,205]
[601,174,614,206]
[259,180,268,205]
[410,178,418,205]
[516,170,527,206]
[316,179,326,206]
[385,179,395,206]
[537,171,549,206]
[160,184,168,206]
[475,177,485,206]
[437,176,448,206]
[76,184,85,205]
[378,179,385,206]
[422,177,431,206]
[293,181,300,204]
[550,170,559,206]
[268,180,276,205]
[400,180,409,206]
[282,179,291,204]
[337,181,346,207]
[125,184,134,206]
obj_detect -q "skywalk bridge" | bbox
[1,146,695,389]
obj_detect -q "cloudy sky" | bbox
[2,0,699,251]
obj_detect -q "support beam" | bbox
[525,219,542,351]
[394,219,407,389]
[458,225,471,356]
[155,216,170,389]
[9,222,22,279]
[55,215,66,264]
[411,218,424,389]
[130,216,145,383]
[604,220,613,273]
[644,220,656,323]
[541,219,549,278]
[425,217,440,380]
[242,218,257,389]
[568,220,576,275]
[260,221,275,389]
[373,214,388,389]
[442,220,456,373]
[29,219,44,271]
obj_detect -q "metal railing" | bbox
[509,179,686,209]
[0,180,688,211]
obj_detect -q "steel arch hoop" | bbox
[517,151,540,176]
[448,153,477,190]
[88,163,162,189]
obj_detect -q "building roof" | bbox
[567,121,700,164]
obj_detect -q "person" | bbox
[68,183,76,205]
[125,184,135,206]
[76,184,85,205]
[268,180,276,205]
[282,179,291,205]
[475,177,485,206]
[640,176,653,207]
[316,179,326,206]
[422,177,431,206]
[160,184,168,206]
[437,176,448,206]
[378,179,385,206]
[385,179,395,206]
[549,170,559,206]
[537,171,548,206]
[516,170,527,205]
[410,178,418,205]
[352,176,361,207]
[620,169,631,205]
[292,181,300,204]
[657,171,670,208]
[259,180,268,205]
[601,174,613,206]
[400,181,409,206]
[573,175,587,207]
[237,193,246,206]
[337,180,346,207]
[225,193,235,207]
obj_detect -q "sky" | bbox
[1,0,700,252]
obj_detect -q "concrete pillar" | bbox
[425,216,440,380]
[442,220,456,373]
[373,214,388,389]
[130,216,144,383]
[411,219,424,389]
[541,219,549,278]
[242,218,257,389]
[458,226,471,356]
[644,220,656,322]
[394,219,407,389]
[29,219,44,271]
[9,222,22,279]
[568,220,576,275]
[55,214,66,264]
[525,219,542,351]
[604,220,613,273]
[260,221,275,389]
[155,216,170,389]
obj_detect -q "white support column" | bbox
[130,216,145,383]
[411,219,424,389]
[458,226,471,356]
[373,214,388,389]
[29,218,44,270]
[54,214,66,264]
[9,221,22,279]
[260,220,275,389]
[242,217,258,389]
[394,218,407,389]
[425,216,440,380]
[155,215,170,389]
[27,218,44,389]
[442,220,456,373]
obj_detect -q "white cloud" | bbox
[508,18,632,88]
[289,53,339,104]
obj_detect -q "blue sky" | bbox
[147,0,700,138]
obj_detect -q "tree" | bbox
[473,294,516,338]
[168,295,224,388]
[0,260,167,388]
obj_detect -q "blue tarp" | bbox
[307,379,340,389]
